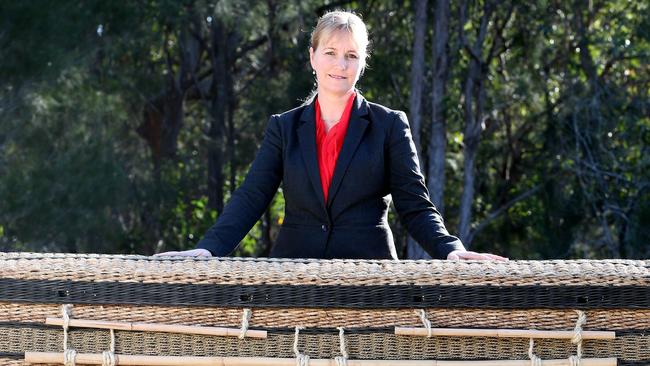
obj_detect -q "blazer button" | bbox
[321,224,328,232]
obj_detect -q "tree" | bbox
[1,0,647,259]
[457,0,514,246]
[405,0,431,259]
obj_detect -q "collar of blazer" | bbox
[297,91,371,211]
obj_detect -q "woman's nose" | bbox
[337,57,348,70]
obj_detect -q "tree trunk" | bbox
[458,59,484,245]
[409,0,427,158]
[260,206,273,256]
[428,0,450,215]
[137,22,202,253]
[406,0,430,259]
[259,0,278,256]
[227,96,236,195]
[207,19,228,214]
[138,22,202,166]
[159,86,185,163]
[457,0,494,246]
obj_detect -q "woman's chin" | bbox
[319,84,355,97]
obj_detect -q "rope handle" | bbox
[294,326,310,366]
[528,338,542,366]
[239,308,252,339]
[415,309,433,337]
[101,329,116,366]
[335,326,348,366]
[62,304,77,366]
[569,310,587,366]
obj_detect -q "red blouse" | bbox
[315,92,357,203]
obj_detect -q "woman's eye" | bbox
[348,54,358,59]
[325,51,335,55]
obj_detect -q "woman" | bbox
[158,11,505,261]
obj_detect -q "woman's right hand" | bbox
[154,248,212,257]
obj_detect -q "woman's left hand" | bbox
[447,250,508,261]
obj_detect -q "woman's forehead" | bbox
[320,30,361,52]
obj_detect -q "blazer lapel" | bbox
[297,100,327,210]
[326,93,370,207]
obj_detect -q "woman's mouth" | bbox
[328,74,346,80]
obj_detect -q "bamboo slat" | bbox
[45,318,266,338]
[394,327,615,339]
[23,352,618,366]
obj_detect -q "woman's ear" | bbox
[309,47,315,69]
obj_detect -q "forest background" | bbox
[1,0,648,259]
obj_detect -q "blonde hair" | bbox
[310,10,370,69]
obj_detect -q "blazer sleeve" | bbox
[196,115,283,256]
[387,111,465,259]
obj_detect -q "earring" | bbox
[312,70,316,75]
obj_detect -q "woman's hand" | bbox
[154,248,212,257]
[447,249,508,261]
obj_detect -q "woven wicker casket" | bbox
[0,253,648,365]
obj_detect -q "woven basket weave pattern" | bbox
[0,253,648,364]
[2,304,649,330]
[1,326,649,360]
[0,253,647,286]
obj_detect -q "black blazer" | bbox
[197,93,463,259]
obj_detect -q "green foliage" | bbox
[0,0,647,258]
[1,67,132,252]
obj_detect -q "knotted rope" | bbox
[568,310,587,366]
[239,308,252,339]
[416,309,433,337]
[528,338,542,366]
[101,329,116,366]
[293,326,310,366]
[62,304,77,366]
[334,327,349,366]
[63,349,77,366]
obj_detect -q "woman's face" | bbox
[310,31,363,97]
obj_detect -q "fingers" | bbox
[153,251,192,257]
[483,253,509,261]
[447,250,509,261]
[153,251,177,257]
[457,251,492,260]
[153,249,212,257]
